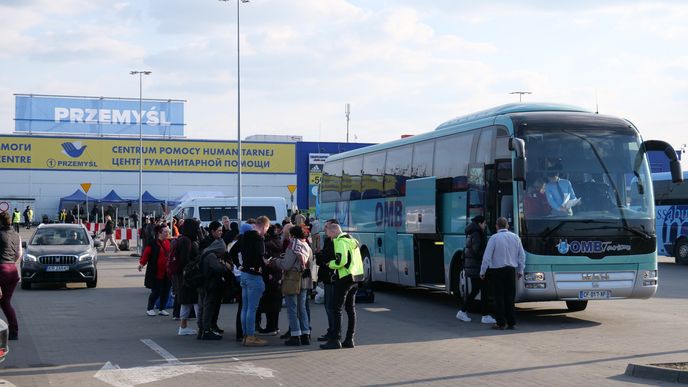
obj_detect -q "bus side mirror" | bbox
[635,140,683,183]
[509,137,527,182]
[671,159,683,184]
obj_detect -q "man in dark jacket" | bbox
[456,215,495,324]
[315,219,337,342]
[198,235,230,340]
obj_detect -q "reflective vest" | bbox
[328,233,364,281]
[59,211,66,222]
[12,211,20,224]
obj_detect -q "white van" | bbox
[172,196,288,227]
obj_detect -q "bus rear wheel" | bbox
[675,239,688,265]
[566,300,588,312]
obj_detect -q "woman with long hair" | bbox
[271,224,314,346]
[138,224,171,316]
[173,219,201,335]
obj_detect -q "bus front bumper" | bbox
[516,268,658,302]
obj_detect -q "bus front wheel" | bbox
[675,239,688,265]
[566,300,588,312]
[361,249,373,288]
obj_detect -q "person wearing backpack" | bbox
[138,225,171,316]
[197,235,231,340]
[320,222,364,350]
[170,218,201,336]
[455,216,496,324]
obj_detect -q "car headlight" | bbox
[23,254,37,262]
[78,253,93,262]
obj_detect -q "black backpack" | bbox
[182,253,205,289]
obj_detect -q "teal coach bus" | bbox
[318,103,683,311]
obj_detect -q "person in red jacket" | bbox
[524,179,551,217]
[138,225,171,316]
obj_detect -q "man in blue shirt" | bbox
[545,170,577,216]
[480,217,525,330]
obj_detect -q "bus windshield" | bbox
[519,123,654,235]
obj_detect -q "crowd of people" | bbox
[136,212,365,349]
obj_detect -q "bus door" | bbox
[406,177,443,287]
[384,227,399,284]
[496,160,514,225]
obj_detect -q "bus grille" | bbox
[39,255,77,265]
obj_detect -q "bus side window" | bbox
[362,152,386,199]
[322,160,343,202]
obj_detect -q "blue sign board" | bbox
[15,95,184,136]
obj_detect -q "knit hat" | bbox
[207,239,226,254]
[239,223,254,235]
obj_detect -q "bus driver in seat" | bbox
[545,170,581,216]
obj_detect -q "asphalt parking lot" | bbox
[1,229,687,386]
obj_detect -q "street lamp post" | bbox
[130,70,151,254]
[510,91,532,102]
[219,0,249,222]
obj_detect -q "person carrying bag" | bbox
[271,225,314,346]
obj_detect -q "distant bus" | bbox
[319,103,682,311]
[653,171,688,264]
[172,196,288,227]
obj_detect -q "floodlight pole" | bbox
[130,70,151,253]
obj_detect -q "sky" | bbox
[0,0,687,155]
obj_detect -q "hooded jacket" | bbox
[201,239,229,291]
[463,221,487,277]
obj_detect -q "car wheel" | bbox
[675,239,688,265]
[566,300,588,312]
[20,281,31,290]
[86,273,98,288]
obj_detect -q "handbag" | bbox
[281,246,302,295]
[282,270,302,295]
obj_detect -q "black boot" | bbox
[319,339,342,350]
[285,336,301,346]
[342,332,354,348]
[300,334,311,345]
[317,333,330,342]
[201,330,223,340]
[342,337,354,348]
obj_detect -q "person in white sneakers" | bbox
[455,216,496,324]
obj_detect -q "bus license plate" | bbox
[46,265,69,272]
[579,290,610,300]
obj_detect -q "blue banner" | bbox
[14,95,184,136]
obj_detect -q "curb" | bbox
[625,363,688,384]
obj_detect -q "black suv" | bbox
[21,224,100,289]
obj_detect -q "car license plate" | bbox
[579,290,610,300]
[46,265,69,272]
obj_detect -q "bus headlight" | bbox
[525,283,546,289]
[643,279,657,286]
[524,272,545,281]
[642,270,657,279]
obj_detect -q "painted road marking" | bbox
[93,339,277,387]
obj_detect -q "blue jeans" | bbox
[285,289,310,336]
[240,273,265,337]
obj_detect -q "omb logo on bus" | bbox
[556,239,631,255]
